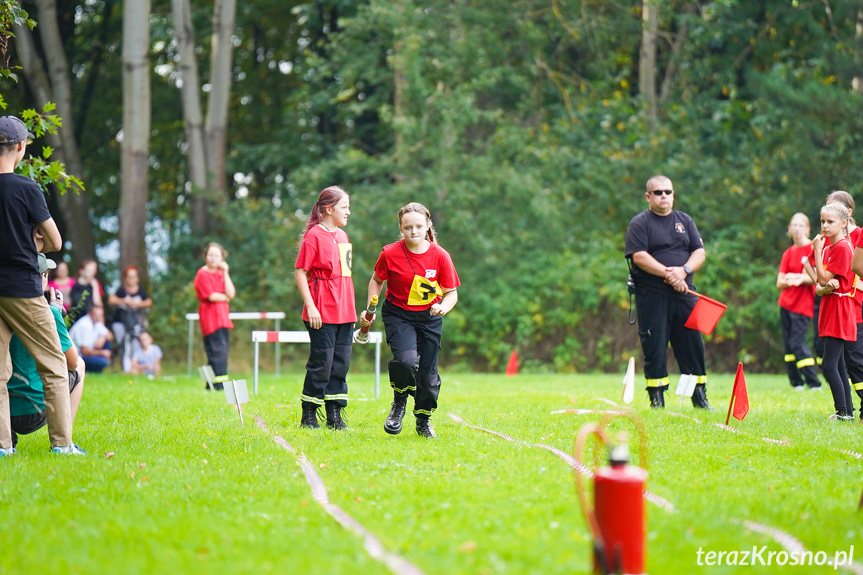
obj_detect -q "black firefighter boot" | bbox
[691,383,714,410]
[647,386,665,408]
[384,393,409,435]
[300,401,322,429]
[415,415,437,439]
[325,401,348,431]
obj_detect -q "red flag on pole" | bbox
[505,350,519,376]
[725,362,749,425]
[684,291,728,335]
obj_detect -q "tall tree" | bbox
[120,0,150,277]
[638,0,658,132]
[13,0,96,263]
[171,0,236,236]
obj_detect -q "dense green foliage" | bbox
[1,372,859,573]
[5,0,863,372]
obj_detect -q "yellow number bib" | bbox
[408,274,442,306]
[339,243,352,277]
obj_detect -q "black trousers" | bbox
[203,327,230,382]
[779,308,821,388]
[302,322,353,407]
[635,288,706,385]
[822,336,854,416]
[382,299,443,416]
[813,295,824,371]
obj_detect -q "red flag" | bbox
[505,350,519,376]
[725,362,749,425]
[684,292,728,335]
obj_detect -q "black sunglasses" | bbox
[650,189,673,196]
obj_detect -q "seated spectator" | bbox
[68,260,104,325]
[130,331,162,377]
[107,266,152,362]
[69,305,113,373]
[47,261,75,311]
[8,254,86,448]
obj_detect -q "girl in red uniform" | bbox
[823,191,863,419]
[362,203,460,438]
[294,186,356,430]
[812,202,856,420]
[194,242,236,390]
[777,213,821,389]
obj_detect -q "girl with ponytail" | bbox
[294,186,356,430]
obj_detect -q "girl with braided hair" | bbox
[362,202,460,438]
[811,202,856,420]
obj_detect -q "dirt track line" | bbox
[255,416,427,575]
[447,413,677,514]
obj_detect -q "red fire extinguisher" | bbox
[574,414,648,575]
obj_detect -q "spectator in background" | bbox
[69,305,113,373]
[107,266,152,370]
[9,254,86,448]
[68,260,103,325]
[47,261,75,311]
[130,331,162,377]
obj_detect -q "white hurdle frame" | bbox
[186,312,286,376]
[252,330,383,398]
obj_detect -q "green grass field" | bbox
[1,370,860,574]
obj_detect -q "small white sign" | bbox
[675,374,697,398]
[223,379,250,426]
[621,358,635,404]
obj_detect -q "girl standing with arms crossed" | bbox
[776,213,821,390]
[194,242,235,390]
[294,186,355,430]
[362,202,460,438]
[812,203,856,420]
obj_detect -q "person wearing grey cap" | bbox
[0,115,83,456]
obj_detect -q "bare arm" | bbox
[222,264,236,300]
[35,218,62,253]
[294,268,322,329]
[64,343,79,370]
[853,246,863,279]
[430,288,458,317]
[361,273,386,327]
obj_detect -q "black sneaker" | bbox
[415,416,436,439]
[384,394,408,435]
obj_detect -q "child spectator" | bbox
[69,305,113,373]
[130,331,162,377]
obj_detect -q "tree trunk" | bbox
[204,0,236,216]
[171,0,209,235]
[638,0,659,132]
[120,0,151,279]
[853,9,863,96]
[13,13,96,264]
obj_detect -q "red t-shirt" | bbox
[374,241,460,311]
[194,267,234,337]
[295,225,356,324]
[778,243,815,317]
[818,238,857,341]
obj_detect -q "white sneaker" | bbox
[0,447,17,457]
[52,444,86,455]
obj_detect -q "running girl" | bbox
[294,186,355,430]
[811,203,856,420]
[362,202,460,438]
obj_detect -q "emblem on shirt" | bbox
[675,223,686,234]
[425,269,437,279]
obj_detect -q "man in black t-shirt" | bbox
[624,174,711,409]
[0,115,81,455]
